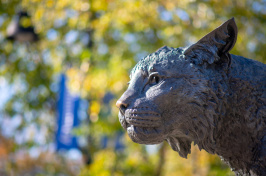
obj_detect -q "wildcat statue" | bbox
[116,18,266,175]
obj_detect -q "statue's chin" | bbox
[166,136,192,158]
[126,125,164,144]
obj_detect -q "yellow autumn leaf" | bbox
[90,101,101,114]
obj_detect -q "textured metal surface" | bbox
[116,18,266,175]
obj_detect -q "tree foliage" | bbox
[0,0,265,175]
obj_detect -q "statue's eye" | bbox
[149,74,160,85]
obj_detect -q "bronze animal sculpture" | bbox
[116,18,266,175]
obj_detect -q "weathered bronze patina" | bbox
[116,18,266,175]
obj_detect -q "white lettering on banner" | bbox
[60,89,75,145]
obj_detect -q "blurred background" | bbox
[0,0,265,175]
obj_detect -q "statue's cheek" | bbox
[144,90,172,111]
[145,88,166,100]
[145,81,171,95]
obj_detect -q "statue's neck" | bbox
[206,56,264,173]
[212,116,257,172]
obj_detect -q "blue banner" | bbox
[114,132,125,152]
[55,74,80,150]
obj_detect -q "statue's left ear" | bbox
[184,18,238,65]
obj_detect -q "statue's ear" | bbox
[184,18,238,65]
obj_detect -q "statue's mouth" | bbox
[126,109,161,127]
[119,108,162,128]
[118,108,164,144]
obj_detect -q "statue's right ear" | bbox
[184,18,238,65]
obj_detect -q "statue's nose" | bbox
[116,89,135,113]
[116,100,128,111]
